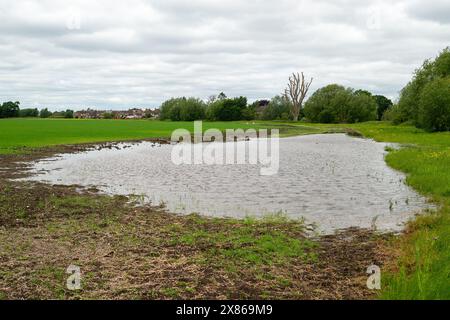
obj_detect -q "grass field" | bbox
[0,118,449,299]
[0,118,320,154]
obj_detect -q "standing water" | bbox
[23,134,430,233]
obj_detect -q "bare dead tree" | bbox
[284,72,313,121]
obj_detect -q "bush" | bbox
[303,84,377,123]
[160,97,205,121]
[417,78,450,132]
[382,104,401,122]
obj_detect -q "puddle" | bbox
[22,134,431,233]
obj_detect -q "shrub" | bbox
[417,77,450,132]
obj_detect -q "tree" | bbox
[284,72,313,121]
[39,108,52,118]
[261,96,292,120]
[179,98,206,121]
[64,109,74,118]
[303,84,377,123]
[373,95,393,120]
[159,97,206,121]
[19,108,39,117]
[0,101,20,118]
[207,96,248,121]
[397,47,450,125]
[417,77,450,132]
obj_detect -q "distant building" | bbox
[74,108,160,119]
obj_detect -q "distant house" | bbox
[74,108,160,119]
[74,108,103,119]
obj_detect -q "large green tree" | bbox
[417,77,450,132]
[160,97,206,121]
[0,101,20,118]
[396,47,450,127]
[303,84,377,123]
[373,95,393,120]
[206,96,249,121]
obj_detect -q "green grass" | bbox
[167,214,316,266]
[0,118,319,154]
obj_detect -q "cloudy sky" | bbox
[0,0,449,110]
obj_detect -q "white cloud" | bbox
[0,0,448,110]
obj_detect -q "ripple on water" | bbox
[23,134,431,233]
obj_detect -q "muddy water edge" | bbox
[0,138,393,300]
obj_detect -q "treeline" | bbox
[159,90,391,123]
[383,47,450,132]
[0,101,74,119]
[160,94,257,121]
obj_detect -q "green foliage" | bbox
[39,108,52,118]
[382,104,401,122]
[396,47,450,130]
[374,95,393,120]
[261,96,292,120]
[417,77,450,132]
[206,96,250,121]
[0,101,20,118]
[303,84,377,123]
[102,112,114,119]
[63,109,74,119]
[51,110,74,119]
[18,108,39,118]
[160,97,205,121]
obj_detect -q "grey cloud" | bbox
[407,0,450,24]
[0,0,448,110]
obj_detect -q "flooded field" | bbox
[23,134,430,233]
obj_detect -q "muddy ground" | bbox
[0,141,393,299]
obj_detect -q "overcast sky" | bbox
[0,0,449,111]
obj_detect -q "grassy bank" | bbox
[290,122,450,299]
[352,124,449,299]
